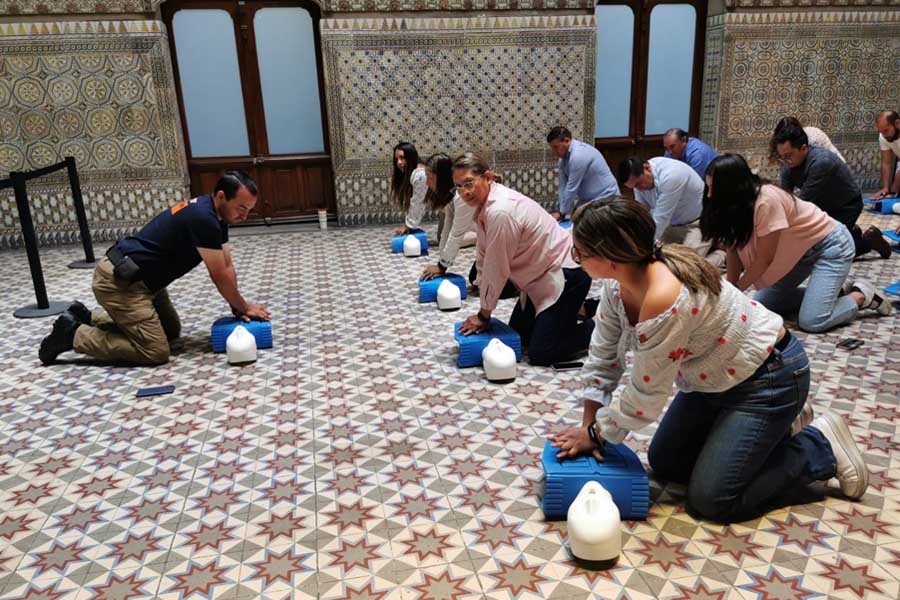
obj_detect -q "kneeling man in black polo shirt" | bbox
[39,171,270,365]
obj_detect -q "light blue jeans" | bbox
[754,225,856,333]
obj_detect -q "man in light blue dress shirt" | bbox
[663,128,719,180]
[547,127,620,220]
[619,156,723,266]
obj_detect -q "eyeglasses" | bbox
[452,176,482,193]
[776,144,807,163]
[571,245,592,265]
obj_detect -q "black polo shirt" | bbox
[780,146,862,227]
[117,195,229,292]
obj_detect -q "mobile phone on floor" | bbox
[136,385,176,398]
[551,361,584,372]
[836,338,863,351]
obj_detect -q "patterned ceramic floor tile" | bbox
[1,215,899,599]
[330,577,404,600]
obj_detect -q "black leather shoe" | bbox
[67,301,92,325]
[39,312,82,365]
[863,226,892,259]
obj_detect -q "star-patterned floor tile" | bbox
[397,561,482,600]
[1,215,899,599]
[317,532,394,581]
[317,574,402,600]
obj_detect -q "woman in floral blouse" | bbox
[549,198,868,523]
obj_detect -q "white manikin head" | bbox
[403,234,422,257]
[482,338,516,382]
[567,480,621,564]
[436,279,461,311]
[226,325,257,364]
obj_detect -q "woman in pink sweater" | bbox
[701,154,891,333]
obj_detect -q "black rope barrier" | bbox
[2,157,95,318]
[65,157,97,269]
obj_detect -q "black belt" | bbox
[773,329,792,353]
[759,329,792,368]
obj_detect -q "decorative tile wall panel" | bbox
[699,17,725,146]
[0,0,157,15]
[700,10,900,190]
[726,0,899,8]
[0,0,597,15]
[0,184,183,250]
[0,20,189,247]
[318,0,595,12]
[321,15,595,225]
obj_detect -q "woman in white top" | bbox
[391,142,428,236]
[420,153,477,280]
[549,198,868,523]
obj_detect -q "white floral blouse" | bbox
[580,278,784,444]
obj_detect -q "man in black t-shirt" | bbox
[774,124,891,259]
[39,171,270,365]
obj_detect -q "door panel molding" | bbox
[595,0,708,165]
[162,0,336,222]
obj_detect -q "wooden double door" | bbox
[163,0,334,224]
[592,0,708,185]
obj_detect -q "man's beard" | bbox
[886,126,900,143]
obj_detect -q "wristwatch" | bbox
[476,310,490,323]
[586,421,602,447]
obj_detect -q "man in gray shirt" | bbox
[547,126,619,220]
[775,123,890,259]
[619,156,723,266]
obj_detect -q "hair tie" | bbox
[652,240,664,261]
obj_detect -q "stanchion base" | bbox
[14,301,70,319]
[68,259,97,270]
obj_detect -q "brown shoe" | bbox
[863,226,892,259]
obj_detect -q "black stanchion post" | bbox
[12,171,69,318]
[66,156,96,269]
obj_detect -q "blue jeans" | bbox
[753,225,856,333]
[647,334,836,523]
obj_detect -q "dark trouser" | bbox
[468,262,519,300]
[647,334,836,524]
[508,267,594,366]
[848,224,873,257]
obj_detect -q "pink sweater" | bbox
[475,183,576,314]
[737,184,835,289]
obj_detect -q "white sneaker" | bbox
[851,280,893,316]
[810,412,868,499]
[840,279,854,296]
[789,401,814,437]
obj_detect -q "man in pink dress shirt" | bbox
[453,153,594,366]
